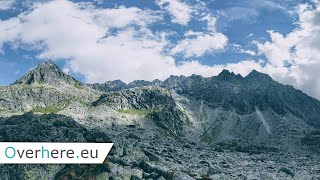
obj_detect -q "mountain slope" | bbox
[163,70,320,128]
[92,86,187,136]
[87,69,320,151]
[13,61,80,86]
[89,70,320,128]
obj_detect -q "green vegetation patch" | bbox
[0,109,7,113]
[117,109,150,116]
[74,83,83,89]
[31,100,71,114]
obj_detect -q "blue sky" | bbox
[1,0,320,99]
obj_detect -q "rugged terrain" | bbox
[0,61,319,180]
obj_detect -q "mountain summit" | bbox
[13,61,80,86]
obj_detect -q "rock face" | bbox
[13,61,80,86]
[0,61,320,179]
[92,87,174,110]
[92,87,186,136]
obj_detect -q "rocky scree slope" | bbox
[91,87,187,136]
[0,113,112,180]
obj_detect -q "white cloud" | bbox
[232,44,256,56]
[156,0,193,25]
[201,14,217,31]
[170,2,229,58]
[0,0,170,82]
[241,50,256,56]
[184,30,204,37]
[0,0,16,11]
[256,2,320,99]
[171,33,228,57]
[0,0,226,83]
[175,61,224,77]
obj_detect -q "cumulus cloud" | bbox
[0,0,174,83]
[256,2,320,99]
[0,0,16,11]
[169,2,230,58]
[171,33,228,57]
[0,0,227,83]
[156,0,193,25]
[201,14,217,31]
[232,44,256,56]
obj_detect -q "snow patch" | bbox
[255,107,271,135]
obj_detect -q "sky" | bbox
[0,0,320,100]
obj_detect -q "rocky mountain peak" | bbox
[13,60,80,86]
[219,69,231,75]
[127,80,152,88]
[216,69,242,80]
[245,69,273,82]
[104,80,126,87]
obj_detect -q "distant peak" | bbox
[246,70,273,81]
[37,60,60,70]
[217,69,242,80]
[218,69,231,76]
[128,80,152,87]
[190,74,202,78]
[248,69,259,75]
[13,61,80,86]
[105,80,126,85]
[168,75,179,79]
[40,60,54,65]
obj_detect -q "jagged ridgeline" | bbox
[0,61,319,179]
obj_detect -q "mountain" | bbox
[0,61,319,179]
[13,61,81,86]
[164,70,320,127]
[89,68,320,127]
[0,61,99,115]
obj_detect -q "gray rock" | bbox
[172,171,195,180]
[130,168,143,180]
[109,163,132,180]
[96,172,109,180]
